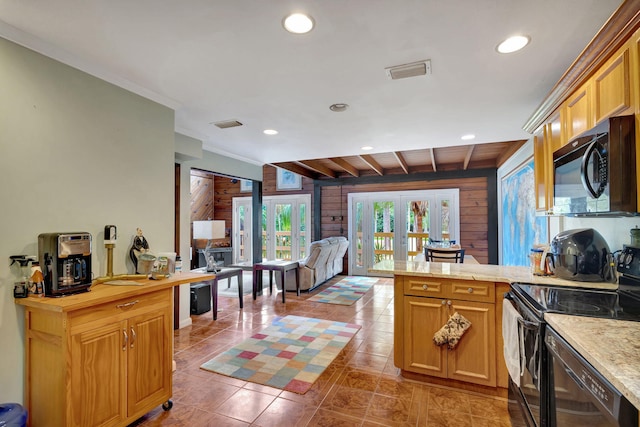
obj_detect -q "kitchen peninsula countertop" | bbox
[370,259,618,290]
[545,313,640,410]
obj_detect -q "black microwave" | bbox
[552,115,637,216]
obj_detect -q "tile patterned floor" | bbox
[129,275,512,427]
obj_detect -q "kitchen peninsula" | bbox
[15,272,214,427]
[371,260,617,395]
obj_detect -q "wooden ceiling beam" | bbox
[359,154,384,176]
[270,162,318,179]
[328,157,360,177]
[495,140,528,168]
[429,148,437,172]
[463,145,475,170]
[296,160,336,178]
[393,152,410,174]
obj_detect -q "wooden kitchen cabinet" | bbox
[68,296,172,426]
[397,276,497,388]
[403,296,496,386]
[16,272,212,427]
[593,45,632,122]
[534,111,562,214]
[565,83,592,142]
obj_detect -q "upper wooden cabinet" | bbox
[532,23,640,216]
[533,128,547,212]
[534,111,562,214]
[593,46,632,122]
[565,84,592,142]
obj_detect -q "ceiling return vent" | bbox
[213,119,243,129]
[385,59,432,80]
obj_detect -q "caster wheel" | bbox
[162,400,173,411]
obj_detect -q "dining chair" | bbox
[425,247,465,263]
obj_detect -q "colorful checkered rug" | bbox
[307,276,377,305]
[200,315,361,394]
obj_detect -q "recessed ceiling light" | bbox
[361,146,373,151]
[496,35,530,54]
[263,129,278,135]
[461,134,476,141]
[329,103,349,112]
[283,13,315,34]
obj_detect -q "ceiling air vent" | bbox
[385,59,432,80]
[213,119,243,129]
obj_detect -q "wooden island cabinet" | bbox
[400,276,498,387]
[372,259,617,396]
[15,272,213,427]
[395,274,509,392]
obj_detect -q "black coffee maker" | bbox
[38,232,92,296]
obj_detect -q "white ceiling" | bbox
[0,0,622,166]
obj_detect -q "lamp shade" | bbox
[193,220,225,240]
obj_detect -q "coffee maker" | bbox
[38,232,92,296]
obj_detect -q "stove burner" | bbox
[555,300,603,314]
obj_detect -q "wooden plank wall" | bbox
[320,177,490,264]
[195,166,490,268]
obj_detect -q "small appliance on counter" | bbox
[549,227,616,282]
[38,232,92,296]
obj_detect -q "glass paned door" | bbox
[373,201,395,264]
[234,194,310,264]
[349,190,459,276]
[274,202,293,260]
[405,200,430,261]
[353,201,364,270]
[232,197,252,264]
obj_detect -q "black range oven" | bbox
[505,245,640,427]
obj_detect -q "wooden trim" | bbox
[523,0,640,133]
[329,157,360,177]
[359,154,384,175]
[252,181,263,265]
[393,151,410,174]
[314,183,322,241]
[174,163,180,330]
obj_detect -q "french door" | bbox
[232,198,252,264]
[232,194,310,263]
[349,189,459,276]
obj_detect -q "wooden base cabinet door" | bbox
[69,321,126,427]
[127,308,172,418]
[403,296,447,377]
[447,300,496,387]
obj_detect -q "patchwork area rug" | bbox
[307,276,378,305]
[200,315,361,394]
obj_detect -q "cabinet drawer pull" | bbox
[422,284,428,290]
[122,329,128,351]
[447,300,452,306]
[130,327,136,348]
[116,300,139,309]
[441,300,446,305]
[468,288,474,293]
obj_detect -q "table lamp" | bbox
[193,220,225,272]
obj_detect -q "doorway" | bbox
[348,189,459,276]
[233,194,311,263]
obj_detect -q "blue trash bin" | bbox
[0,403,27,427]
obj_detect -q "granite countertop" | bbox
[545,313,640,409]
[370,259,618,290]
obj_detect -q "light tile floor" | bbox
[129,275,512,426]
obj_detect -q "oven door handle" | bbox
[517,317,539,330]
